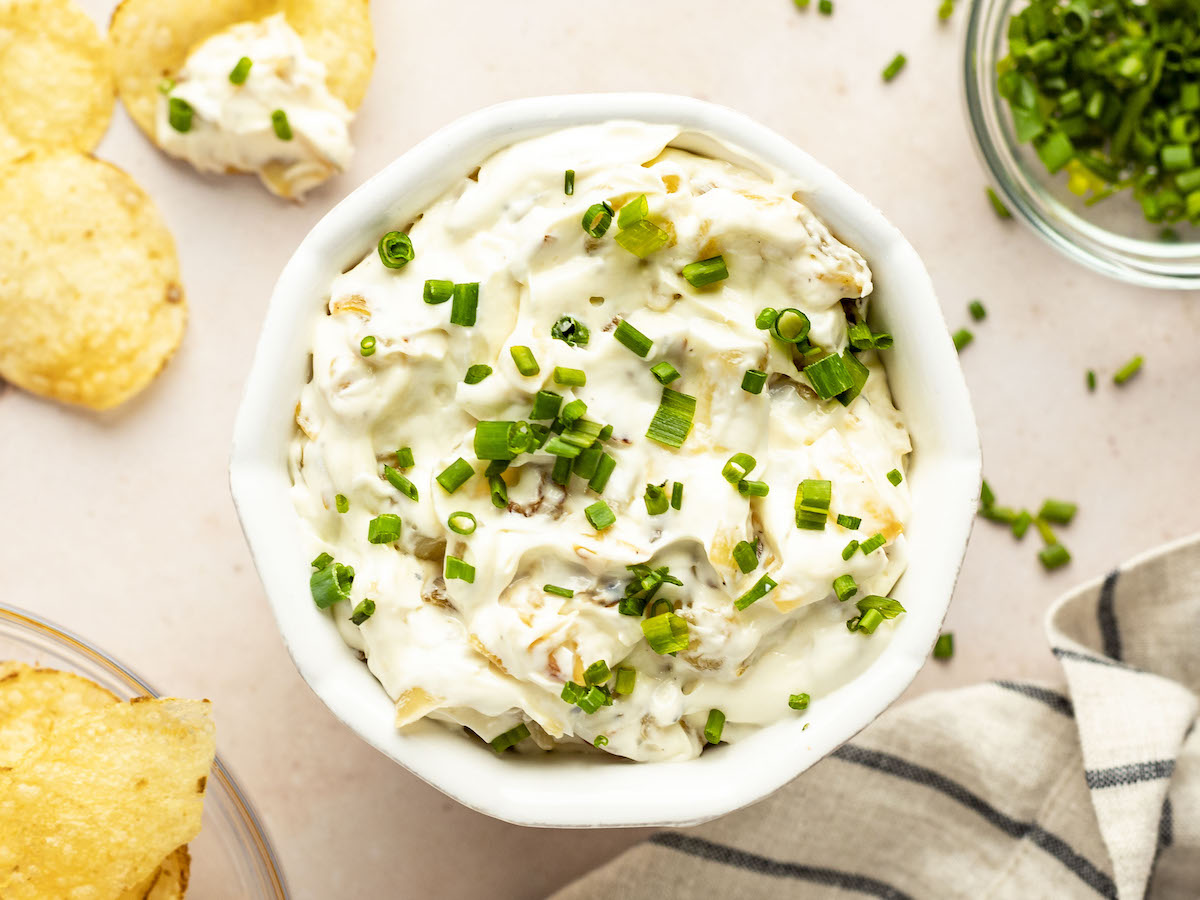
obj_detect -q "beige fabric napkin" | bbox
[553,535,1200,899]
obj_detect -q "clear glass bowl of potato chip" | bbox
[0,603,289,898]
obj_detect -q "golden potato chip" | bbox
[0,0,114,162]
[109,0,374,143]
[0,153,187,410]
[0,698,214,900]
[118,845,190,900]
[0,664,119,765]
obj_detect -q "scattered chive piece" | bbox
[489,722,530,752]
[613,319,653,358]
[594,735,609,748]
[229,56,252,85]
[1039,544,1072,570]
[614,219,669,257]
[650,361,681,385]
[853,608,885,634]
[423,279,454,304]
[383,465,419,501]
[837,352,869,406]
[584,659,611,685]
[741,369,768,394]
[981,505,1019,524]
[474,421,521,460]
[573,447,602,480]
[818,0,833,13]
[585,500,616,531]
[681,255,729,287]
[794,0,810,6]
[530,390,563,420]
[551,455,572,486]
[805,353,856,400]
[544,584,574,598]
[1087,369,1096,391]
[582,201,614,237]
[560,398,587,424]
[449,282,479,327]
[1113,355,1143,385]
[588,453,616,493]
[769,308,811,344]
[1012,509,1033,539]
[860,533,886,555]
[436,458,475,493]
[167,97,193,132]
[644,484,669,516]
[857,595,906,619]
[722,453,756,485]
[564,169,575,195]
[309,560,352,609]
[887,469,903,486]
[553,366,587,387]
[349,598,375,625]
[551,315,590,348]
[1039,499,1077,525]
[510,346,539,376]
[1035,517,1057,546]
[968,299,987,321]
[617,194,649,229]
[846,322,893,351]
[788,693,810,710]
[464,365,492,385]
[842,540,860,560]
[882,53,907,82]
[311,552,334,570]
[335,494,349,514]
[755,307,778,330]
[488,474,508,509]
[836,514,862,530]
[953,328,974,352]
[735,574,778,611]
[980,479,996,508]
[986,187,1011,219]
[614,667,637,695]
[447,511,477,535]
[938,0,954,20]
[158,77,175,95]
[795,479,832,530]
[646,387,696,448]
[367,514,402,544]
[833,574,858,603]
[271,109,292,140]
[671,481,683,510]
[933,633,954,659]
[733,539,759,574]
[359,335,376,357]
[396,447,415,469]
[445,555,475,583]
[641,612,690,654]
[738,480,770,497]
[704,709,725,744]
[576,685,606,714]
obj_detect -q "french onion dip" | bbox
[290,123,912,762]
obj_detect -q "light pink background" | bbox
[4,2,1198,897]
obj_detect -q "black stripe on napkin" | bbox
[1144,797,1174,900]
[1052,646,1137,671]
[1097,570,1122,662]
[647,832,913,899]
[993,680,1075,717]
[833,745,1116,899]
[1085,759,1175,790]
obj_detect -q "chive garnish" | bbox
[378,231,414,269]
[1113,355,1143,385]
[986,187,1011,219]
[424,280,454,304]
[584,659,610,685]
[795,479,832,530]
[309,559,353,609]
[681,256,729,287]
[445,555,475,583]
[969,299,987,321]
[229,56,252,85]
[167,97,193,133]
[650,361,681,385]
[617,194,649,229]
[1038,499,1077,524]
[732,540,758,574]
[270,109,292,140]
[367,514,402,544]
[1086,369,1096,391]
[1039,544,1071,570]
[447,511,477,535]
[582,201,614,237]
[488,474,508,509]
[953,328,974,352]
[564,169,575,195]
[887,469,903,486]
[350,598,375,625]
[860,533,886,555]
[722,453,756,485]
[644,484,669,516]
[551,315,590,347]
[805,353,856,400]
[463,364,492,384]
[510,346,540,376]
[396,447,415,469]
[553,366,587,387]
[882,53,907,82]
[741,369,767,394]
[755,307,778,330]
[768,308,811,344]
[490,723,530,752]
[842,540,859,560]
[641,612,690,653]
[544,584,574,598]
[588,453,616,494]
[818,0,833,13]
[550,455,572,485]
[614,219,669,258]
[613,319,653,358]
[933,633,954,659]
[436,458,475,493]
[585,500,616,531]
[311,552,334,570]
[383,465,419,501]
[836,514,861,529]
[614,667,636,695]
[1012,509,1033,539]
[738,479,770,497]
[671,481,683,510]
[704,709,725,744]
[359,335,376,357]
[646,388,696,448]
[530,390,563,420]
[335,494,349,514]
[788,692,810,710]
[833,574,858,603]
[734,574,778,611]
[449,282,479,326]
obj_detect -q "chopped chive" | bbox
[795,479,832,530]
[271,109,292,140]
[564,169,575,195]
[968,299,987,321]
[383,465,419,501]
[1038,499,1077,525]
[613,319,653,358]
[842,540,859,560]
[229,56,252,85]
[735,574,778,611]
[650,361,681,385]
[933,632,954,659]
[986,187,1012,219]
[952,328,974,352]
[573,446,602,479]
[614,219,669,257]
[530,390,563,420]
[424,279,454,304]
[445,555,475,583]
[436,458,475,493]
[641,612,690,654]
[882,53,907,82]
[769,308,811,344]
[1034,516,1057,545]
[741,369,768,394]
[489,722,530,752]
[309,560,352,609]
[553,366,587,387]
[732,539,758,574]
[551,455,572,485]
[860,533,886,555]
[644,483,669,515]
[981,505,1019,524]
[1087,369,1096,391]
[722,453,756,485]
[856,595,906,620]
[804,353,855,400]
[818,0,833,13]
[464,364,492,384]
[474,421,521,460]
[335,494,349,514]
[396,447,415,469]
[788,693,810,711]
[887,469,903,486]
[559,398,588,424]
[349,598,375,625]
[359,335,376,357]
[447,511,477,535]
[853,608,885,634]
[646,388,696,448]
[1012,509,1033,539]
[158,77,175,95]
[510,346,539,376]
[582,201,614,237]
[833,574,858,603]
[584,659,611,685]
[585,500,616,531]
[367,514,402,544]
[544,584,574,598]
[681,255,729,287]
[938,0,954,20]
[576,685,607,714]
[846,322,893,351]
[450,282,479,327]
[837,352,869,406]
[488,474,508,509]
[980,479,995,508]
[836,514,861,529]
[1113,355,1143,385]
[588,453,616,494]
[614,667,636,695]
[167,97,193,133]
[551,315,590,348]
[755,307,778,330]
[671,481,683,510]
[617,194,649,229]
[1039,544,1071,570]
[311,552,334,570]
[737,480,770,497]
[704,709,725,744]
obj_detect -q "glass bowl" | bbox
[0,604,289,898]
[965,0,1200,288]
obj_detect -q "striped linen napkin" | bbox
[553,534,1200,899]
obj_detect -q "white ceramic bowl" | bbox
[231,93,981,828]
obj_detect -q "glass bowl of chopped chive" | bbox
[966,0,1200,287]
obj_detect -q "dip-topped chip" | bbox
[109,0,374,198]
[0,153,186,409]
[0,0,114,163]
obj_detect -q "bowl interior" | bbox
[966,0,1200,286]
[0,605,289,898]
[231,94,981,828]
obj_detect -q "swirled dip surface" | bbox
[290,123,912,762]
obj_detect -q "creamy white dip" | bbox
[289,123,912,762]
[157,14,353,199]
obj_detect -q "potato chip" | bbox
[109,0,374,143]
[0,698,214,900]
[0,0,114,162]
[118,845,190,900]
[0,664,119,765]
[0,153,187,409]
